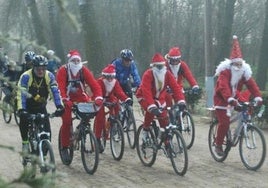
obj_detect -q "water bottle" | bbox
[257,105,265,118]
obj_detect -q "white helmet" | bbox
[47,50,55,56]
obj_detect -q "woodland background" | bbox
[0,0,268,90]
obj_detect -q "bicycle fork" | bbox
[243,124,257,149]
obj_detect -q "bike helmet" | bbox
[32,55,48,67]
[24,51,35,62]
[120,49,133,61]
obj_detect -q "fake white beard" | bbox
[152,66,167,91]
[231,66,244,94]
[69,62,82,76]
[103,79,116,95]
[170,63,181,79]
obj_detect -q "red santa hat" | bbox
[166,47,182,59]
[67,49,81,62]
[102,64,116,77]
[230,35,243,63]
[150,53,166,67]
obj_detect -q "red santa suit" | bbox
[136,53,185,129]
[214,36,262,148]
[57,50,103,148]
[94,64,130,139]
[165,47,199,107]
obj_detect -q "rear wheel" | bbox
[208,121,231,162]
[2,95,12,123]
[58,127,74,165]
[124,108,137,149]
[136,125,157,167]
[110,119,124,161]
[81,125,99,174]
[169,130,188,176]
[239,125,266,170]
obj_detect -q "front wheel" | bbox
[178,111,195,149]
[136,125,157,167]
[110,119,125,161]
[81,125,99,174]
[58,127,74,165]
[39,140,56,176]
[124,109,137,149]
[208,121,231,162]
[169,130,188,176]
[239,125,266,170]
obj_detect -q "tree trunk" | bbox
[256,0,268,90]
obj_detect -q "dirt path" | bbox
[0,102,267,188]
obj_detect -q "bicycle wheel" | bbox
[208,121,231,162]
[136,125,157,167]
[169,130,188,176]
[124,109,137,149]
[239,125,266,170]
[22,144,37,178]
[14,99,20,126]
[39,140,56,176]
[81,126,99,174]
[179,111,195,149]
[58,127,74,165]
[110,119,125,161]
[2,95,12,123]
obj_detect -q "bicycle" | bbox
[22,112,56,177]
[58,102,99,175]
[136,106,188,176]
[1,84,20,125]
[183,87,202,113]
[119,101,137,149]
[96,101,125,161]
[208,101,266,170]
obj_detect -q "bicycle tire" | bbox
[125,108,137,149]
[58,127,74,165]
[239,125,266,170]
[179,111,195,149]
[2,95,12,123]
[136,125,157,167]
[22,144,37,178]
[81,126,99,174]
[14,98,20,126]
[39,140,56,176]
[169,130,188,176]
[110,119,125,161]
[208,121,231,162]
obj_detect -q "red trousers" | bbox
[215,109,230,146]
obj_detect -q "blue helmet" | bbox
[32,55,48,67]
[24,51,35,62]
[120,49,133,61]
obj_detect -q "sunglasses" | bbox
[104,75,116,79]
[169,58,181,64]
[153,64,165,70]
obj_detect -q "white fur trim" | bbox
[254,97,263,102]
[147,104,157,111]
[150,62,166,67]
[215,59,232,76]
[233,35,237,39]
[242,62,252,80]
[69,55,81,62]
[231,58,243,63]
[177,100,186,104]
[102,72,116,76]
[192,85,199,89]
[95,96,103,100]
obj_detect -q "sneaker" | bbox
[97,139,104,153]
[215,145,224,156]
[61,147,71,162]
[22,143,29,155]
[142,129,149,143]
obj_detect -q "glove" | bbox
[95,98,103,107]
[18,109,29,119]
[54,105,65,117]
[192,86,200,95]
[228,97,238,107]
[125,98,133,106]
[254,97,263,106]
[149,107,161,116]
[177,102,186,111]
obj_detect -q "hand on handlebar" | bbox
[149,107,161,116]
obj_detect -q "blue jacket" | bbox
[17,69,63,110]
[112,58,141,87]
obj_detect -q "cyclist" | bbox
[46,50,61,75]
[213,35,262,156]
[56,49,103,162]
[111,49,141,99]
[94,64,132,152]
[20,51,36,74]
[136,53,186,142]
[165,46,199,107]
[17,55,64,155]
[0,46,8,74]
